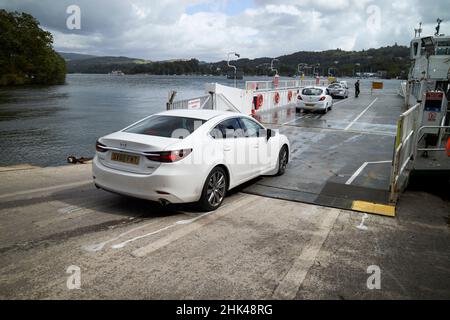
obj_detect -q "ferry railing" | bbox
[167,95,212,110]
[389,102,421,203]
[414,126,450,154]
[245,79,328,91]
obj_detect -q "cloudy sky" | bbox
[1,0,449,61]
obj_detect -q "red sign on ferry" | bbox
[426,92,444,100]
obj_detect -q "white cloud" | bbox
[1,0,449,61]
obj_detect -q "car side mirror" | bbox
[267,129,274,140]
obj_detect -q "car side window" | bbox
[210,118,245,139]
[240,118,264,138]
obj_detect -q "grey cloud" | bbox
[1,0,449,61]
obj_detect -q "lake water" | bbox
[0,74,402,167]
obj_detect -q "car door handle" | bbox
[224,146,232,151]
[252,144,259,149]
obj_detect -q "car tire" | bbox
[198,167,228,211]
[276,145,288,176]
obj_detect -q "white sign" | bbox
[188,98,201,110]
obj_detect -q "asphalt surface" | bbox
[0,164,449,299]
[248,93,403,208]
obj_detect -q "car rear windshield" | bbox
[302,88,323,96]
[124,115,206,139]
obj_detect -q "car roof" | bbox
[156,109,237,121]
[303,86,327,90]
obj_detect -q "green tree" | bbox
[0,10,66,86]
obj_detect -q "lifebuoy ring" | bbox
[256,94,263,109]
[446,137,450,157]
[274,92,280,104]
[288,91,293,102]
[253,94,263,110]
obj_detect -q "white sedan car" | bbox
[92,110,290,211]
[327,83,349,99]
[297,87,333,114]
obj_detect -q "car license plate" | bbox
[111,152,140,165]
[305,103,315,107]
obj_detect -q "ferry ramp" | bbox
[244,93,404,216]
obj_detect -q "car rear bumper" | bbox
[297,101,327,110]
[92,156,203,203]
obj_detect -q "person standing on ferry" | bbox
[355,80,360,98]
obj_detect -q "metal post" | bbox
[227,52,240,88]
[271,59,279,76]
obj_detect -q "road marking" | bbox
[344,97,378,130]
[83,219,163,252]
[345,160,391,185]
[333,97,354,106]
[272,208,340,299]
[131,195,258,257]
[352,201,396,217]
[357,213,369,230]
[282,115,305,126]
[0,180,92,200]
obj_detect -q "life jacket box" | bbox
[421,91,447,135]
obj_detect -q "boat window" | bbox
[413,42,419,56]
[436,41,450,55]
[124,115,205,139]
[302,88,323,96]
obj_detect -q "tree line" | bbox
[67,44,411,79]
[0,10,66,86]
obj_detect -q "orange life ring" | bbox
[254,94,263,110]
[274,92,280,104]
[256,94,263,109]
[446,137,450,157]
[288,91,293,102]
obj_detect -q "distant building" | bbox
[376,70,388,78]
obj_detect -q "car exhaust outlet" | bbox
[158,199,170,206]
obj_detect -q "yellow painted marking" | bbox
[351,200,396,217]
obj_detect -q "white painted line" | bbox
[345,160,391,185]
[282,115,305,126]
[83,219,163,252]
[357,213,369,230]
[273,208,340,300]
[344,97,378,130]
[0,180,92,200]
[333,97,354,106]
[131,195,257,257]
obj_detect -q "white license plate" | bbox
[305,103,315,107]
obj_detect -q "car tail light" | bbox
[96,141,107,153]
[146,149,192,163]
[297,95,303,100]
[319,96,326,101]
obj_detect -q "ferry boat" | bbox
[109,70,125,76]
[405,21,450,109]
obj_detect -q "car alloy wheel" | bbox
[277,146,288,176]
[207,170,226,207]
